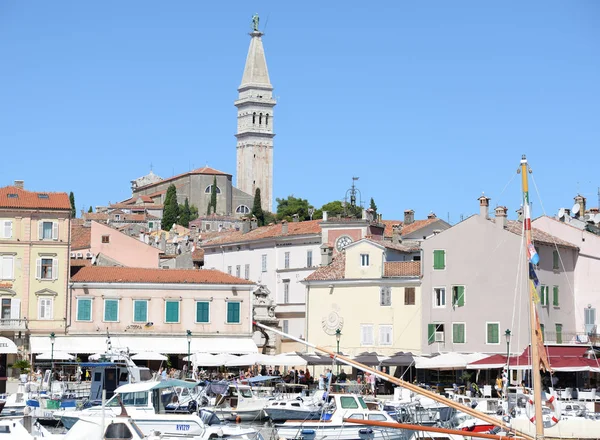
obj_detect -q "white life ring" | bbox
[526,393,560,427]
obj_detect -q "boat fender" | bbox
[526,394,560,426]
[235,415,241,423]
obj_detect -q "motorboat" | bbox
[264,388,325,422]
[201,381,272,422]
[276,393,406,440]
[61,379,262,440]
[0,416,57,440]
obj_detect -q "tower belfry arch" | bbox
[235,15,276,212]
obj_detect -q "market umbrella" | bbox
[225,353,274,367]
[297,352,336,366]
[381,352,415,367]
[351,351,390,365]
[131,352,168,361]
[271,353,307,367]
[36,351,74,361]
[187,353,235,366]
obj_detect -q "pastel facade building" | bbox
[30,266,257,356]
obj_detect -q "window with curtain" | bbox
[133,300,148,323]
[165,301,179,323]
[196,301,210,323]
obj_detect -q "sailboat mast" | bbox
[520,154,544,438]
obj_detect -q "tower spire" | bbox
[235,16,276,213]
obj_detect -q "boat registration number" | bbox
[176,424,190,431]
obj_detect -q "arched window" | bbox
[252,112,256,124]
[204,185,221,194]
[236,205,251,214]
[265,114,269,126]
[259,113,263,125]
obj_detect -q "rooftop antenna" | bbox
[343,177,362,218]
[263,13,271,33]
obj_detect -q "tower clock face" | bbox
[336,235,353,252]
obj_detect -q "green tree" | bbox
[69,192,76,218]
[162,184,179,230]
[252,188,265,226]
[370,197,377,214]
[207,176,218,215]
[314,200,362,220]
[189,204,199,221]
[179,198,191,227]
[276,195,313,222]
[88,206,93,213]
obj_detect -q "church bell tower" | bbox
[235,19,276,213]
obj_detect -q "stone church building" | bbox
[128,26,276,217]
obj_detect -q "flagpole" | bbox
[520,155,544,438]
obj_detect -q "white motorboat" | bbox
[264,389,325,422]
[276,393,406,440]
[0,416,58,440]
[201,382,272,422]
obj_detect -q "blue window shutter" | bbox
[105,300,118,322]
[196,302,209,323]
[78,299,91,321]
[166,301,179,323]
[227,302,240,323]
[134,301,147,322]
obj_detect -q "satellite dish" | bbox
[595,213,600,224]
[572,204,580,215]
[558,208,565,219]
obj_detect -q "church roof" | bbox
[134,167,230,191]
[240,32,272,89]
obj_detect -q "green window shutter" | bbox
[540,286,546,306]
[227,302,240,323]
[556,324,563,344]
[134,301,147,322]
[104,300,118,322]
[77,299,91,321]
[427,324,435,345]
[459,324,465,343]
[553,251,559,270]
[196,302,209,323]
[553,286,559,306]
[165,301,179,323]
[487,323,499,343]
[457,286,465,307]
[540,324,545,342]
[433,250,445,270]
[453,324,464,343]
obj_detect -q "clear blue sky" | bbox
[1,1,599,222]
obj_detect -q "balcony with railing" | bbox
[0,319,28,331]
[543,331,600,345]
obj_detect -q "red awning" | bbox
[467,346,599,371]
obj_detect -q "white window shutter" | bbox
[53,258,59,280]
[36,258,42,279]
[10,298,20,320]
[7,221,12,239]
[5,257,13,279]
[38,221,44,240]
[52,222,59,240]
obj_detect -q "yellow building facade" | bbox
[303,239,422,357]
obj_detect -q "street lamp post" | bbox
[186,330,192,378]
[504,329,511,388]
[335,329,341,374]
[49,332,55,391]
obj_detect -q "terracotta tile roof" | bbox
[0,186,71,210]
[71,266,253,285]
[83,213,109,221]
[70,258,92,267]
[134,167,230,191]
[384,261,421,277]
[305,253,346,281]
[381,218,440,237]
[109,203,163,210]
[71,224,91,250]
[380,241,421,252]
[203,220,322,246]
[504,220,578,249]
[192,248,204,261]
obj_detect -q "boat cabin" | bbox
[86,361,152,401]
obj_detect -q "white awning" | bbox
[30,335,258,355]
[36,351,75,361]
[415,353,488,370]
[0,337,18,354]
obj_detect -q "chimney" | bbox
[427,212,437,220]
[281,220,288,235]
[391,224,402,244]
[320,244,333,266]
[478,194,491,219]
[574,194,586,219]
[292,214,299,223]
[564,208,571,217]
[404,209,414,225]
[241,217,250,233]
[251,216,258,230]
[362,209,368,220]
[13,180,24,189]
[160,233,166,252]
[322,211,328,222]
[516,207,524,222]
[495,206,507,230]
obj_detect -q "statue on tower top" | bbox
[251,13,259,32]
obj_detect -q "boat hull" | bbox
[264,407,322,422]
[276,423,409,440]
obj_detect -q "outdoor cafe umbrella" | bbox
[36,351,74,361]
[381,351,415,367]
[131,352,168,361]
[224,353,274,367]
[185,353,235,366]
[271,353,307,367]
[351,351,390,366]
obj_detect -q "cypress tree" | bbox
[252,188,265,226]
[180,198,191,227]
[69,192,76,218]
[162,184,179,230]
[210,176,218,214]
[88,206,93,213]
[370,197,377,214]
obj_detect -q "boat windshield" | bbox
[106,392,148,407]
[231,387,253,398]
[340,396,359,409]
[357,397,368,409]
